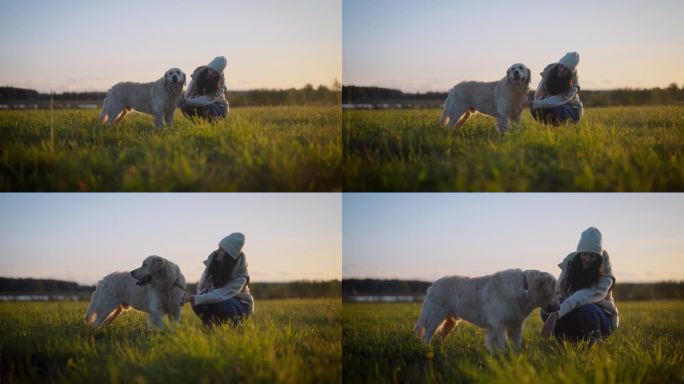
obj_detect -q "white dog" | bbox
[99,68,186,128]
[415,269,557,352]
[84,255,186,328]
[440,63,531,132]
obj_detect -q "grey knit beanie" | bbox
[219,232,245,260]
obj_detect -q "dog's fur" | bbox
[440,63,531,132]
[99,68,186,128]
[415,269,557,352]
[84,255,186,328]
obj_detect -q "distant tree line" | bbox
[342,279,431,297]
[0,277,340,300]
[0,83,341,108]
[342,83,684,107]
[0,277,94,293]
[343,279,684,301]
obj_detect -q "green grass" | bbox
[343,301,684,384]
[0,299,341,383]
[0,106,341,191]
[343,106,684,191]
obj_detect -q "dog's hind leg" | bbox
[438,316,461,343]
[420,305,449,346]
[102,306,124,327]
[112,108,129,125]
[452,110,473,129]
[93,302,119,328]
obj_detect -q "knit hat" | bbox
[576,227,603,256]
[219,232,245,260]
[558,52,579,72]
[207,56,227,74]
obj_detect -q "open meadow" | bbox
[342,300,684,384]
[343,106,684,191]
[0,106,341,191]
[0,298,341,383]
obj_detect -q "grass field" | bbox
[342,300,684,384]
[343,106,684,191]
[0,299,341,383]
[0,106,341,191]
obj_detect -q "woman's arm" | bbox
[557,276,613,318]
[183,75,227,106]
[193,276,247,305]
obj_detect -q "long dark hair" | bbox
[566,252,604,292]
[546,64,573,95]
[197,68,220,95]
[207,253,237,288]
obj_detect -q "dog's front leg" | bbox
[147,294,164,328]
[153,113,165,129]
[495,115,510,133]
[165,111,175,127]
[508,323,524,351]
[485,326,506,352]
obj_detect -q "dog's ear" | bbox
[152,257,166,273]
[526,68,532,85]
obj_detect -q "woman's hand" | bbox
[541,311,559,338]
[180,292,195,306]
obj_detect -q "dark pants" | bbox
[192,297,252,327]
[542,304,615,342]
[531,103,582,125]
[179,100,228,123]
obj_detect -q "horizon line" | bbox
[341,82,683,94]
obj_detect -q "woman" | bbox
[180,232,254,327]
[179,56,229,122]
[541,227,618,345]
[531,52,583,125]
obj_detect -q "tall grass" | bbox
[0,299,341,383]
[343,106,684,191]
[342,301,684,383]
[0,106,341,191]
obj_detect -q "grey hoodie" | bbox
[556,228,619,329]
[533,63,583,111]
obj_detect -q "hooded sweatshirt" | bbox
[194,233,254,310]
[556,227,619,328]
[182,56,228,107]
[533,52,583,110]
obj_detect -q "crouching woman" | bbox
[179,56,229,122]
[181,232,254,327]
[541,227,619,345]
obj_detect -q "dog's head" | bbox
[524,270,559,312]
[164,68,186,90]
[130,255,169,286]
[506,63,531,87]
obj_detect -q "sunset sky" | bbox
[344,0,684,92]
[343,193,684,283]
[0,193,341,285]
[0,0,341,93]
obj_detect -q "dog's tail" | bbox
[439,90,453,126]
[83,284,100,325]
[415,285,433,342]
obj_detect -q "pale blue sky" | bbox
[0,194,341,285]
[344,0,684,92]
[343,193,684,283]
[0,0,341,93]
